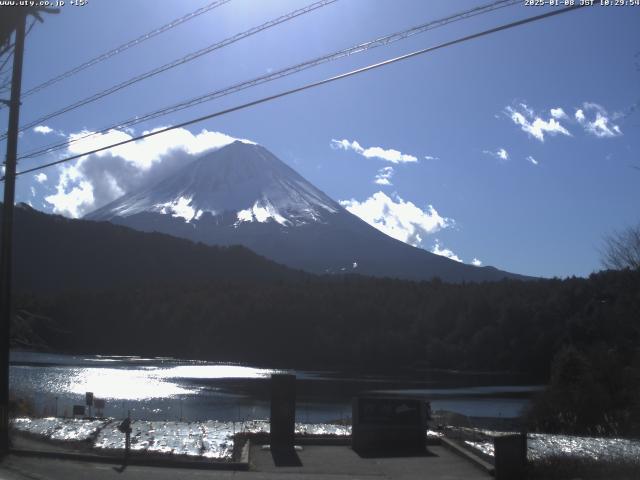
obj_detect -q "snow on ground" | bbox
[12,417,109,442]
[457,427,640,462]
[14,418,639,463]
[11,417,350,460]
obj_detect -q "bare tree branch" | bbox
[602,223,640,270]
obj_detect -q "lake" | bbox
[9,351,542,423]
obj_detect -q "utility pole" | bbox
[0,10,26,455]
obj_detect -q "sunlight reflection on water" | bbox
[65,368,195,400]
[157,364,282,380]
[10,352,537,422]
[11,363,281,401]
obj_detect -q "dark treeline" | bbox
[14,269,640,380]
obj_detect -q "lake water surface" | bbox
[10,351,541,422]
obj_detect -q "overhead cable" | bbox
[18,0,233,100]
[1,0,337,141]
[19,0,519,161]
[7,4,588,180]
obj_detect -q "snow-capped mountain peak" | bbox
[87,141,339,226]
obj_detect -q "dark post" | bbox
[118,412,132,462]
[85,391,93,417]
[0,11,27,455]
[270,374,296,450]
[494,433,527,480]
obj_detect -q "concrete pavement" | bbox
[0,443,492,479]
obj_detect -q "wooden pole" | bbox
[0,10,26,455]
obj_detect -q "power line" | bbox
[0,0,337,141]
[18,0,233,100]
[19,0,520,161]
[0,43,14,60]
[7,4,589,181]
[0,48,13,77]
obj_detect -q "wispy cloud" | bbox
[331,139,418,164]
[526,155,539,165]
[431,240,462,263]
[483,148,509,161]
[507,101,622,141]
[33,125,53,135]
[575,102,622,138]
[505,103,571,142]
[424,155,439,160]
[45,128,254,218]
[374,166,394,186]
[340,191,451,248]
[34,172,48,183]
[471,258,482,266]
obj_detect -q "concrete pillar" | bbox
[494,433,527,480]
[270,374,296,449]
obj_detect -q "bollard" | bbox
[270,374,296,450]
[494,433,527,480]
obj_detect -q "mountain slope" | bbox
[87,141,528,282]
[5,203,303,293]
[87,140,339,227]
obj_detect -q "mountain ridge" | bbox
[5,203,305,293]
[85,141,530,283]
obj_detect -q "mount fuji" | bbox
[85,141,526,282]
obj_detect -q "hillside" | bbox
[4,203,304,293]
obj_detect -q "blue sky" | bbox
[1,0,639,278]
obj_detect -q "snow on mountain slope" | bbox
[87,141,338,226]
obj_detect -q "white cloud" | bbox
[33,125,53,135]
[431,239,462,263]
[331,138,418,164]
[45,179,94,218]
[45,128,254,218]
[587,114,622,137]
[526,155,539,165]
[519,102,535,117]
[66,128,253,170]
[374,166,394,186]
[483,148,509,161]
[575,103,622,138]
[505,104,571,142]
[424,155,439,160]
[34,172,48,183]
[30,186,36,197]
[471,258,482,266]
[339,191,451,248]
[513,102,622,140]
